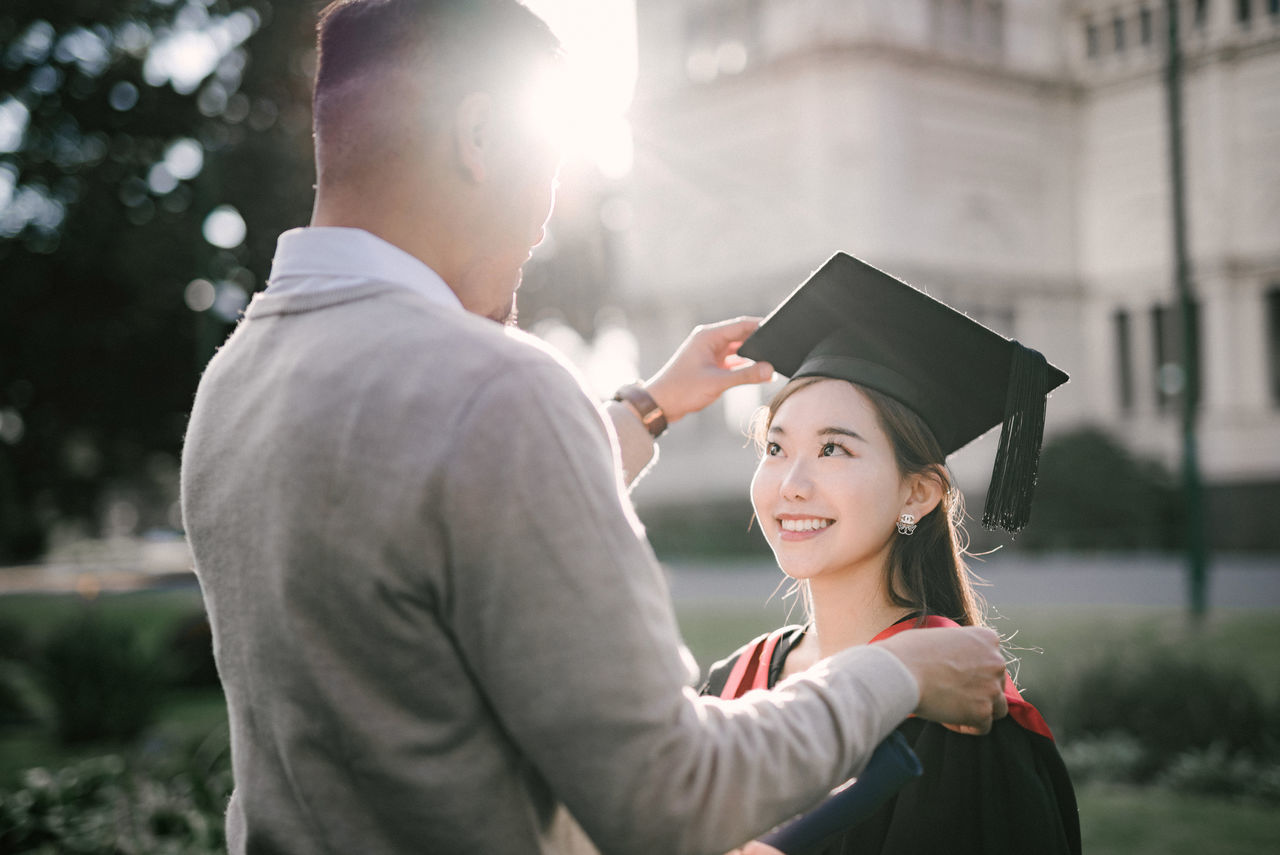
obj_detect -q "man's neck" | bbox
[311,192,465,291]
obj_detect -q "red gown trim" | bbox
[870,615,1056,742]
[718,627,791,699]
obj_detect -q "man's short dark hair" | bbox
[313,0,561,149]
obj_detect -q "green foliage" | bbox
[1058,651,1271,781]
[165,611,219,689]
[1017,427,1183,551]
[1157,744,1280,804]
[38,609,166,744]
[0,664,35,727]
[0,613,34,661]
[0,731,232,855]
[0,0,318,561]
[0,616,36,727]
[1059,732,1147,785]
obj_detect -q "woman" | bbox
[703,253,1081,855]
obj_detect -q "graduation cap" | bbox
[738,252,1069,533]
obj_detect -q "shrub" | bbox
[165,611,220,690]
[1059,732,1147,785]
[1157,744,1280,805]
[0,663,35,728]
[38,609,168,744]
[1015,427,1183,551]
[1060,651,1269,780]
[0,616,32,663]
[0,735,232,855]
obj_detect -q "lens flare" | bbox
[521,0,637,178]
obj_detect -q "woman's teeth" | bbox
[779,518,831,532]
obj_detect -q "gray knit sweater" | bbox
[181,261,917,854]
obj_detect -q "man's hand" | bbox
[877,626,1008,734]
[643,317,774,425]
[726,843,785,855]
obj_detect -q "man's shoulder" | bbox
[370,301,599,424]
[327,290,584,391]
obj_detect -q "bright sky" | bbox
[521,0,638,178]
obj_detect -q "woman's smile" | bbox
[777,514,835,540]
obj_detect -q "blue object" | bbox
[759,731,924,854]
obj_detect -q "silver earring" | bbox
[896,513,917,536]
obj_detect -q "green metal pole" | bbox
[1164,0,1208,621]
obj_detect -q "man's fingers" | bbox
[696,316,761,346]
[722,360,774,386]
[992,686,1009,720]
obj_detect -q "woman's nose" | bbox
[780,460,812,501]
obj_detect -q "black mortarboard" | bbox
[739,252,1069,533]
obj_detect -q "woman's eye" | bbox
[766,441,781,456]
[821,442,847,457]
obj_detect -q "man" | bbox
[180,2,1008,853]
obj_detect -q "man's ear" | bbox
[454,92,493,184]
[902,464,945,522]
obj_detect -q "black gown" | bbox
[700,619,1082,855]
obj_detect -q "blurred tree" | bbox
[1017,427,1185,552]
[0,0,317,561]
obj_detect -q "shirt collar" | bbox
[265,226,463,311]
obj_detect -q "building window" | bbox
[1268,288,1280,406]
[1140,6,1154,44]
[1085,19,1101,56]
[1195,0,1210,28]
[1238,0,1254,26]
[1114,14,1127,51]
[930,0,1006,57]
[1152,301,1202,411]
[1271,0,1279,19]
[1115,310,1135,411]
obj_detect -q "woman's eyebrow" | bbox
[819,426,866,443]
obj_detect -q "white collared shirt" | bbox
[265,226,462,311]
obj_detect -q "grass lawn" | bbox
[1079,783,1280,855]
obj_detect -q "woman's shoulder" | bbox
[698,624,805,697]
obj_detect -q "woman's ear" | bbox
[902,465,945,522]
[454,92,493,184]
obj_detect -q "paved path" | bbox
[3,551,1277,609]
[665,553,1280,610]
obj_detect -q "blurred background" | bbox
[0,1,1277,853]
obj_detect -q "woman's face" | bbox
[751,379,911,584]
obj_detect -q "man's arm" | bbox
[442,356,1004,855]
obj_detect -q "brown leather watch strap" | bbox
[613,383,668,439]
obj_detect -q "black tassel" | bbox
[982,345,1049,533]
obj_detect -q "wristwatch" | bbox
[613,383,668,439]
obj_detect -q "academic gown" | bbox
[700,616,1082,855]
